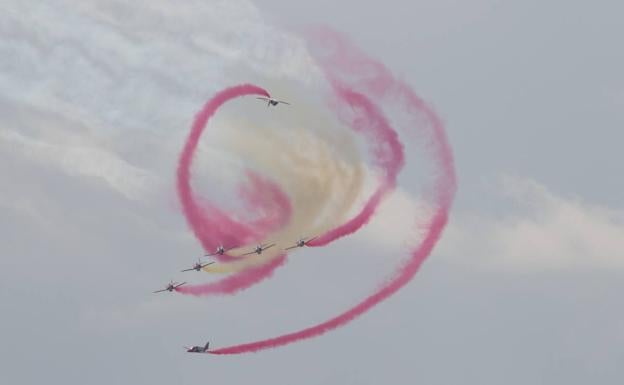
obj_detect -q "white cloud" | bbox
[354,175,624,271]
[0,0,320,204]
[439,176,624,271]
[0,0,318,129]
[356,185,434,252]
[0,96,162,201]
[1,129,158,200]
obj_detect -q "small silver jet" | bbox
[181,259,215,272]
[284,236,317,250]
[256,97,290,107]
[153,281,186,293]
[242,243,276,256]
[205,245,233,257]
[185,342,210,353]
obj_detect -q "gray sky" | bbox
[1,1,622,384]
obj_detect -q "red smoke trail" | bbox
[306,27,455,207]
[239,171,293,233]
[175,81,403,296]
[208,30,456,354]
[176,253,287,296]
[177,84,271,257]
[210,210,449,354]
[309,87,404,246]
[176,84,292,295]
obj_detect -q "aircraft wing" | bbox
[263,243,276,251]
[277,100,291,105]
[256,97,269,101]
[180,267,195,272]
[200,262,215,268]
[174,282,187,288]
[241,250,257,256]
[153,289,167,293]
[284,245,299,250]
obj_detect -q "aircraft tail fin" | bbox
[205,342,210,351]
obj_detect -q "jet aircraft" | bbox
[256,96,290,107]
[284,236,317,250]
[205,245,233,257]
[185,342,210,353]
[153,281,186,293]
[242,243,276,256]
[181,260,215,272]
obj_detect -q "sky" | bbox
[1,0,623,384]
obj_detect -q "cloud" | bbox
[439,176,624,271]
[0,0,320,204]
[0,97,162,200]
[355,185,433,251]
[350,174,624,271]
[1,129,158,201]
[0,0,317,126]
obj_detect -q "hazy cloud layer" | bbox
[440,176,624,270]
[1,0,623,384]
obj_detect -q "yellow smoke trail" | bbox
[200,95,367,274]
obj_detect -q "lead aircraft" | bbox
[185,342,210,353]
[256,96,290,107]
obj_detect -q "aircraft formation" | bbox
[154,234,316,353]
[152,95,296,353]
[154,237,316,293]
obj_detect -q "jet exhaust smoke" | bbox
[173,28,456,352]
[176,84,294,295]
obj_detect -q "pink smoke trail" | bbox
[176,84,292,295]
[309,87,404,246]
[306,27,455,206]
[178,84,266,256]
[210,211,449,354]
[176,253,287,296]
[175,81,401,296]
[240,171,292,232]
[208,30,456,354]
